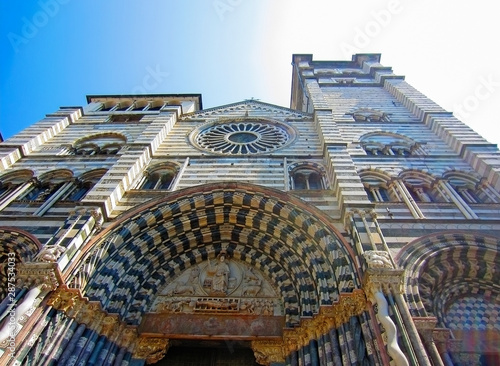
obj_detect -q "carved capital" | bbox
[252,339,285,366]
[100,315,119,337]
[16,262,63,292]
[76,301,102,326]
[363,267,404,302]
[283,331,301,354]
[134,337,169,364]
[46,286,81,313]
[120,326,138,351]
[432,328,452,354]
[412,317,438,342]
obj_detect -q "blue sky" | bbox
[1,1,500,146]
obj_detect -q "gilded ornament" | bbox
[134,337,169,364]
[252,340,285,365]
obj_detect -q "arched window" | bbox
[444,171,500,204]
[74,143,99,156]
[364,186,390,202]
[62,169,106,201]
[72,133,127,156]
[360,132,423,156]
[289,164,327,190]
[23,181,64,201]
[140,165,180,190]
[400,171,443,203]
[406,185,436,203]
[349,108,390,122]
[18,170,74,203]
[359,170,395,203]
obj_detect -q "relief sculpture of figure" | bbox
[211,253,230,295]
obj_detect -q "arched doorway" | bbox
[69,183,369,364]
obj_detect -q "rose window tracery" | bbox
[191,120,295,155]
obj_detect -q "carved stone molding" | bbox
[16,262,63,292]
[46,285,138,350]
[134,337,170,364]
[252,339,285,366]
[432,328,452,354]
[412,317,438,342]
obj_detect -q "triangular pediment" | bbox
[182,100,310,121]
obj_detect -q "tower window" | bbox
[291,168,326,190]
[140,166,179,191]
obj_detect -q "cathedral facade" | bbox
[0,53,499,365]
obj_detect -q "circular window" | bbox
[191,120,295,155]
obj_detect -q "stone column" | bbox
[436,180,478,219]
[0,179,37,211]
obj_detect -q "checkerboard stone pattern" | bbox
[445,295,500,331]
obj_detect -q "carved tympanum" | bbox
[151,256,280,315]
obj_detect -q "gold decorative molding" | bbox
[44,288,368,363]
[318,290,367,328]
[252,340,285,366]
[283,290,367,352]
[46,285,138,350]
[134,337,170,364]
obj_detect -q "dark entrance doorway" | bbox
[153,341,259,366]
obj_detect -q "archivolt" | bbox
[396,231,500,324]
[71,183,359,326]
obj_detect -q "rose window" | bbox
[191,120,294,155]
